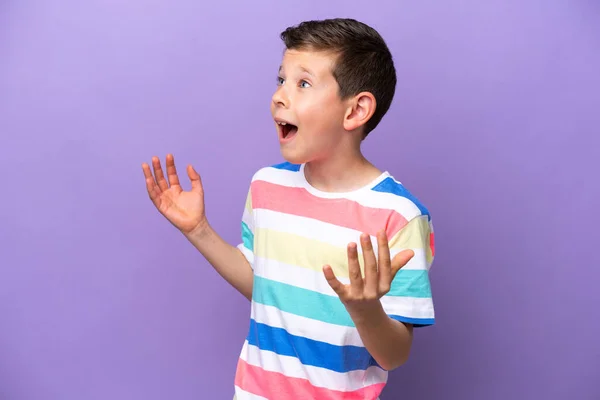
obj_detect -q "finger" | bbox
[360,233,378,293]
[142,162,154,181]
[377,230,392,291]
[142,162,162,203]
[391,249,415,278]
[347,242,364,291]
[187,164,204,194]
[152,156,169,191]
[165,154,181,188]
[323,265,346,297]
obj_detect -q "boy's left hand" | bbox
[323,231,414,315]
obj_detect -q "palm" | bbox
[142,154,206,234]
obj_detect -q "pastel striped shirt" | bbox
[234,162,436,400]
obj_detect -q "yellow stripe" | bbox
[244,188,252,214]
[255,216,433,278]
[254,228,363,278]
[389,215,432,264]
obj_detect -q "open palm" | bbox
[142,154,206,234]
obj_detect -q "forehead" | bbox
[279,49,337,76]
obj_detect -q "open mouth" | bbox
[277,121,298,140]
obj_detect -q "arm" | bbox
[350,302,413,371]
[184,224,253,301]
[142,154,253,300]
[323,215,435,371]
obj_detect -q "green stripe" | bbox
[388,269,432,298]
[241,221,254,251]
[253,276,355,326]
[252,270,432,326]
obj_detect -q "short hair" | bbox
[280,18,397,137]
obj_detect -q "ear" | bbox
[343,92,376,132]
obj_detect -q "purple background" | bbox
[1,0,599,399]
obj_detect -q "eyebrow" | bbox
[278,65,315,77]
[299,66,315,77]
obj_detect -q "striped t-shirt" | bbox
[234,162,436,400]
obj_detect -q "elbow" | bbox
[379,352,410,371]
[381,360,406,372]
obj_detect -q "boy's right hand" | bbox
[142,154,208,235]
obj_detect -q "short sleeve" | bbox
[236,185,255,269]
[381,215,436,327]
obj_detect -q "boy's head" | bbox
[271,18,397,164]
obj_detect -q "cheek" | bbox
[303,99,342,128]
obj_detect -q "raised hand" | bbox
[142,154,207,235]
[323,231,414,314]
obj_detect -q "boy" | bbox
[142,18,435,400]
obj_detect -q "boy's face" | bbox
[271,49,349,164]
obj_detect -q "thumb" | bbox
[391,249,414,276]
[323,265,345,296]
[187,165,204,193]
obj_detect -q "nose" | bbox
[272,86,289,109]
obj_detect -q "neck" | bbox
[303,146,382,193]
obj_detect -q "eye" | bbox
[277,76,285,86]
[299,80,311,88]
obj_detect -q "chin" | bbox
[279,147,310,165]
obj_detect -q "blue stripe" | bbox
[389,270,432,298]
[271,161,301,171]
[371,177,430,219]
[246,319,378,372]
[241,221,254,251]
[390,315,435,327]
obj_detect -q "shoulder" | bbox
[368,173,432,223]
[371,175,435,262]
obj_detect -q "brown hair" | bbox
[280,18,397,137]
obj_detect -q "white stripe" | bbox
[351,190,422,221]
[241,207,253,230]
[255,256,339,295]
[253,166,422,219]
[400,248,431,271]
[234,386,269,400]
[251,304,364,347]
[239,340,388,392]
[254,166,297,188]
[255,257,435,320]
[238,244,254,267]
[384,297,436,320]
[255,208,369,249]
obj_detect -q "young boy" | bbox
[142,18,435,400]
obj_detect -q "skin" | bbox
[272,49,384,192]
[142,48,414,371]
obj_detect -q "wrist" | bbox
[347,301,388,326]
[184,219,212,240]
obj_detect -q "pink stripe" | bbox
[251,180,408,236]
[235,359,385,400]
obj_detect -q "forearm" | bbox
[184,223,253,300]
[350,303,413,371]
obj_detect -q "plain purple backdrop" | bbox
[1,0,599,399]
